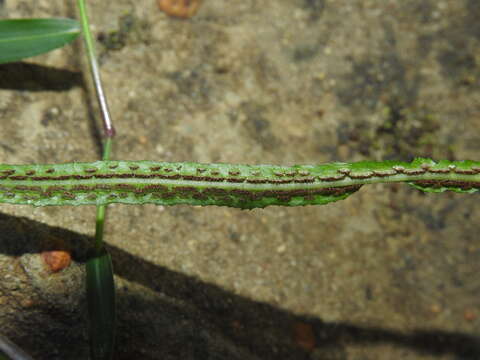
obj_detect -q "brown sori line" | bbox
[245,179,294,185]
[94,184,113,190]
[14,185,42,192]
[94,174,126,179]
[0,184,362,203]
[9,176,29,181]
[268,179,295,184]
[372,170,396,177]
[202,188,229,196]
[182,175,206,181]
[413,180,480,189]
[320,175,346,181]
[3,169,480,191]
[134,184,169,194]
[226,178,246,183]
[174,186,198,195]
[23,195,39,201]
[293,178,316,183]
[114,184,137,191]
[31,175,75,181]
[47,185,67,192]
[427,168,451,174]
[61,192,76,200]
[453,169,478,175]
[349,173,374,180]
[403,169,426,175]
[71,185,93,191]
[161,184,362,202]
[152,192,175,199]
[246,179,270,184]
[0,171,356,184]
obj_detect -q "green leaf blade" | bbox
[0,18,80,64]
[87,247,116,360]
[0,159,479,208]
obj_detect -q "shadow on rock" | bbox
[0,212,478,359]
[0,62,82,91]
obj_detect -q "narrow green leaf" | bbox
[0,18,80,64]
[86,247,116,360]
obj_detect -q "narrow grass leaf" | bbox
[86,247,116,360]
[0,18,80,64]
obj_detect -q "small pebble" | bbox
[293,321,316,352]
[157,0,202,18]
[464,309,477,322]
[42,250,71,273]
[430,304,442,314]
[138,135,148,145]
[20,299,35,308]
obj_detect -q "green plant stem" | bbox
[94,204,107,252]
[102,137,113,161]
[78,1,116,359]
[77,0,115,138]
[94,138,112,252]
[78,0,115,252]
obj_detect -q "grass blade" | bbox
[0,18,80,64]
[86,247,116,360]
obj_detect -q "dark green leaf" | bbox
[86,247,116,360]
[0,18,80,64]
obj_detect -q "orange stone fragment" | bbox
[293,322,316,352]
[42,250,71,273]
[157,0,202,18]
[464,309,477,322]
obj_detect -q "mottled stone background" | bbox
[0,0,479,359]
